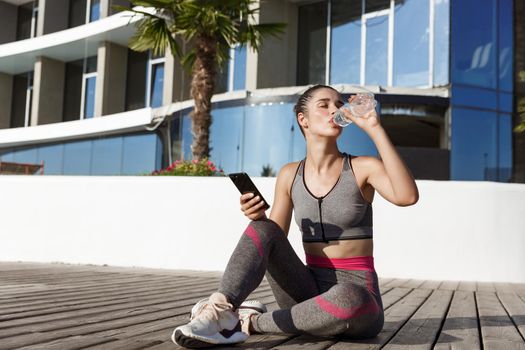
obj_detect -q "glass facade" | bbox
[0,133,162,175]
[450,0,513,181]
[149,63,164,108]
[174,100,377,176]
[215,45,248,93]
[300,0,450,88]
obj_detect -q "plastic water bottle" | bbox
[333,93,378,127]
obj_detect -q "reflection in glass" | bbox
[393,0,429,87]
[233,46,247,90]
[243,104,296,176]
[210,106,244,174]
[89,0,100,22]
[330,0,361,85]
[365,15,388,86]
[150,63,164,108]
[122,134,160,175]
[451,0,497,88]
[498,0,513,92]
[451,108,497,181]
[37,144,64,175]
[14,148,38,164]
[84,76,96,119]
[63,140,92,175]
[498,114,512,182]
[92,137,123,175]
[433,0,449,86]
[297,1,327,85]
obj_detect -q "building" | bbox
[0,0,521,182]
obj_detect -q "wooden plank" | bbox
[477,282,495,292]
[262,334,335,350]
[382,279,411,289]
[382,289,453,350]
[326,288,433,350]
[439,281,459,291]
[434,290,481,350]
[476,291,525,349]
[0,278,225,315]
[457,281,477,292]
[495,283,515,294]
[379,278,394,288]
[419,280,442,290]
[0,289,274,349]
[497,291,525,342]
[402,280,426,289]
[381,288,413,310]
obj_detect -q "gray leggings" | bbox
[218,219,384,338]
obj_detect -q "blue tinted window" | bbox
[451,108,497,181]
[0,149,15,162]
[433,0,449,86]
[63,140,92,175]
[122,134,159,175]
[91,137,123,175]
[393,0,429,87]
[498,0,513,92]
[243,103,296,176]
[14,148,38,164]
[499,92,512,113]
[499,114,512,182]
[291,117,306,162]
[84,76,96,119]
[182,114,193,160]
[451,0,497,88]
[90,0,100,22]
[330,1,361,85]
[150,63,164,108]
[37,144,64,175]
[233,46,246,90]
[365,15,388,86]
[451,85,497,110]
[210,106,244,174]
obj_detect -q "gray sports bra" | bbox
[291,153,373,243]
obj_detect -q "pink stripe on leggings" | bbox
[244,225,264,258]
[315,295,379,320]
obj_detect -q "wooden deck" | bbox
[1,262,524,350]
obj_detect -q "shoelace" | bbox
[191,301,232,322]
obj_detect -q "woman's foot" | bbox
[238,300,267,334]
[171,294,267,348]
[172,293,246,348]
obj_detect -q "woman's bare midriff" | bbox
[303,238,373,258]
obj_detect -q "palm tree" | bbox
[118,0,285,160]
[515,70,525,133]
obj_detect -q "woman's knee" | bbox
[246,219,284,242]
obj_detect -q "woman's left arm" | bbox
[365,127,419,206]
[342,100,419,207]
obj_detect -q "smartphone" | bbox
[228,172,270,210]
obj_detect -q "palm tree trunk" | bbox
[190,35,217,160]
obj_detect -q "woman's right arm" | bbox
[268,163,298,237]
[239,163,297,236]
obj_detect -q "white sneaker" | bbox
[172,293,247,348]
[238,300,267,335]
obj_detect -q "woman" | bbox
[172,85,419,348]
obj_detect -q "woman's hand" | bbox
[342,95,382,134]
[240,193,267,220]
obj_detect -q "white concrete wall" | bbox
[0,176,524,283]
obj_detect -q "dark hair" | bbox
[293,84,339,136]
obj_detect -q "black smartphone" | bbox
[228,172,270,210]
